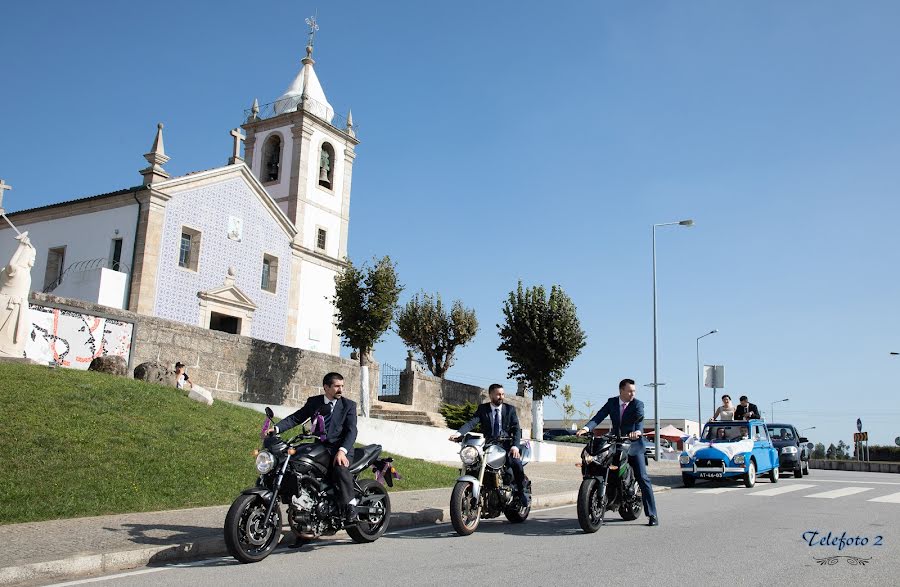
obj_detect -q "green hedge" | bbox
[439,401,480,431]
[554,435,589,444]
[867,445,900,462]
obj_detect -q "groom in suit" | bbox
[576,378,659,526]
[268,372,358,522]
[450,384,529,506]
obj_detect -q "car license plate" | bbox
[698,472,723,478]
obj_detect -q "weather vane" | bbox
[305,14,319,49]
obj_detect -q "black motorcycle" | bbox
[224,407,397,563]
[576,432,643,533]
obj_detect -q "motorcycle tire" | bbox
[450,481,481,536]
[576,478,605,534]
[503,496,531,523]
[224,493,282,563]
[346,479,391,543]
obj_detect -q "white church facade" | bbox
[0,39,356,355]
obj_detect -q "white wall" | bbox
[53,267,127,309]
[296,260,337,352]
[302,206,342,257]
[0,203,138,296]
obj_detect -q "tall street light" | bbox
[771,398,789,421]
[696,330,718,426]
[652,218,694,461]
[800,426,816,433]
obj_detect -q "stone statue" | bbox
[0,232,36,357]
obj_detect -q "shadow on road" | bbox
[387,516,645,539]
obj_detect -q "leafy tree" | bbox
[577,399,595,421]
[395,291,478,378]
[836,440,851,460]
[825,443,837,460]
[333,256,402,416]
[812,442,826,459]
[497,281,587,440]
[551,384,577,428]
[439,401,480,430]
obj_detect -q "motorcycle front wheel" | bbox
[347,479,391,543]
[224,493,282,563]
[450,481,481,536]
[577,478,605,534]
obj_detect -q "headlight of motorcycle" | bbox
[460,446,480,466]
[679,454,692,465]
[256,450,276,474]
[733,454,746,465]
[781,446,798,454]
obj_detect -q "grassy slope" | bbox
[0,363,458,525]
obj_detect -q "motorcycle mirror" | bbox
[265,407,274,418]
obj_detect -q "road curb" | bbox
[0,486,677,586]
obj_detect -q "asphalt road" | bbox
[46,470,900,587]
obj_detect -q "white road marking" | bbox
[868,491,900,503]
[696,487,744,494]
[749,484,817,496]
[805,487,873,499]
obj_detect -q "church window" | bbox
[178,227,201,271]
[262,134,282,183]
[43,246,66,291]
[318,142,335,189]
[209,311,240,335]
[261,254,278,293]
[110,238,123,271]
[316,228,327,251]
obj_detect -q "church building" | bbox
[0,34,357,355]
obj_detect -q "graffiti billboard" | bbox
[25,304,133,368]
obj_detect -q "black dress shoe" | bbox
[647,515,659,527]
[343,504,358,525]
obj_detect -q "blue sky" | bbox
[3,1,900,447]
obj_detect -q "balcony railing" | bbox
[244,95,358,137]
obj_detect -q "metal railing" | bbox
[380,363,402,396]
[43,257,131,293]
[244,95,358,137]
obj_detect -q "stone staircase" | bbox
[369,402,446,428]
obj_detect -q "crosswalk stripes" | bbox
[696,487,744,494]
[805,487,873,499]
[868,491,900,503]
[748,484,818,497]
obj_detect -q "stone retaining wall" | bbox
[29,292,378,408]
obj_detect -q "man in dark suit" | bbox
[268,372,358,522]
[734,395,760,421]
[576,378,659,527]
[450,384,529,506]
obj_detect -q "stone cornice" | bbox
[0,188,144,229]
[290,239,348,270]
[243,109,360,146]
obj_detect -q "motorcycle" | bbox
[449,432,531,536]
[576,432,643,533]
[224,407,397,563]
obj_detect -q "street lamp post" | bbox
[652,218,694,461]
[800,426,816,432]
[771,398,789,421]
[696,330,718,425]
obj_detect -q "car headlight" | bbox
[781,446,798,454]
[256,450,276,474]
[679,454,692,465]
[733,454,746,465]
[460,446,480,466]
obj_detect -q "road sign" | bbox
[895,436,900,447]
[857,418,862,432]
[703,365,725,388]
[854,432,868,442]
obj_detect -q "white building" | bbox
[0,39,357,355]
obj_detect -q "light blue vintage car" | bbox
[679,420,779,488]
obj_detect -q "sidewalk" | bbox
[0,460,682,586]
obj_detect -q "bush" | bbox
[553,435,589,444]
[439,401,480,430]
[867,445,900,462]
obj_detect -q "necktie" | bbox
[492,408,501,437]
[620,402,627,420]
[322,401,334,430]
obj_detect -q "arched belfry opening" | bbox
[262,134,282,182]
[318,142,335,189]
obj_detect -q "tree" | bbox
[395,291,478,377]
[836,440,851,460]
[333,256,402,416]
[497,281,587,441]
[551,384,577,429]
[826,443,837,460]
[812,442,826,459]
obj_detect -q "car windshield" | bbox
[702,424,749,442]
[766,426,794,441]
